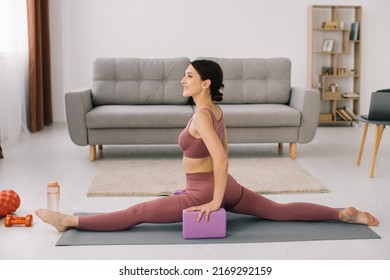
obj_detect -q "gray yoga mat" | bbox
[56,212,380,246]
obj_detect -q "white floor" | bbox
[0,122,389,260]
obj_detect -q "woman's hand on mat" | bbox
[187,200,221,222]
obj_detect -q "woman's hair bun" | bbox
[212,90,224,102]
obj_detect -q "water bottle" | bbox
[47,181,60,211]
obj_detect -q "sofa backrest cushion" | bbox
[92,57,191,105]
[196,57,291,104]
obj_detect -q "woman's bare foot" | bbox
[339,207,379,226]
[35,209,79,232]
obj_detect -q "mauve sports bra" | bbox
[178,108,225,158]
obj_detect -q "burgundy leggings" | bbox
[79,172,339,231]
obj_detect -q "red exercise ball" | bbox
[0,190,21,216]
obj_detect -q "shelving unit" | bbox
[307,5,362,125]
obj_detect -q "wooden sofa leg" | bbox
[278,143,283,152]
[90,145,96,162]
[98,145,103,150]
[289,143,297,159]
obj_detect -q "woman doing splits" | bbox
[36,60,379,232]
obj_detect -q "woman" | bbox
[36,60,379,232]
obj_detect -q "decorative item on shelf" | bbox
[339,21,345,29]
[350,22,360,41]
[329,83,338,92]
[322,21,338,29]
[337,68,348,76]
[323,83,341,99]
[350,69,356,75]
[322,66,333,75]
[322,39,334,52]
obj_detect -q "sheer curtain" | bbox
[0,0,29,146]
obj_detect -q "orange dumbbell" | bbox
[4,214,33,227]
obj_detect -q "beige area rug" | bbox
[87,158,328,197]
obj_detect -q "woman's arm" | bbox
[222,127,229,156]
[186,110,229,222]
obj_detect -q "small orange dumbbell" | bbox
[4,214,33,227]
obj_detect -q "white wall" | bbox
[50,0,390,122]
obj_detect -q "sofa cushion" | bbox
[86,105,194,129]
[220,104,301,127]
[92,57,190,106]
[196,57,291,104]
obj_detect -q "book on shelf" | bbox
[336,107,356,122]
[343,107,357,121]
[336,108,351,121]
[350,22,360,41]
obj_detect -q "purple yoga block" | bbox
[182,208,226,239]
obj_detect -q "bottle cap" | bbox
[48,181,59,187]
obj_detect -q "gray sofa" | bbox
[65,57,320,161]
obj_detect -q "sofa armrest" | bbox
[65,89,94,146]
[289,87,320,144]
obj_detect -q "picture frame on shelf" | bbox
[322,39,334,52]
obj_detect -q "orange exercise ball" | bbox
[0,190,21,216]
